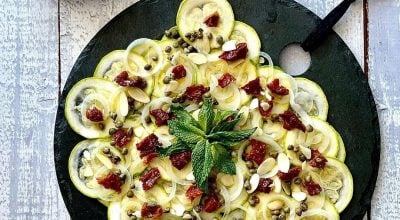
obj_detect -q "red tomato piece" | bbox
[303,180,322,196]
[141,202,163,219]
[136,134,162,163]
[257,178,274,193]
[218,73,236,88]
[258,99,274,117]
[277,167,302,182]
[97,172,122,193]
[140,168,161,191]
[171,64,187,80]
[267,79,289,96]
[219,43,248,61]
[183,85,210,103]
[308,149,328,169]
[203,195,221,213]
[241,77,262,96]
[112,129,132,148]
[203,12,220,27]
[114,71,147,89]
[279,111,306,132]
[86,107,103,122]
[245,139,267,165]
[150,109,172,126]
[186,184,203,201]
[170,151,192,170]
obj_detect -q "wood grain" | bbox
[368,0,400,219]
[0,0,69,219]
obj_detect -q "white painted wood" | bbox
[0,0,69,219]
[368,1,400,219]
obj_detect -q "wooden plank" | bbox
[368,0,400,218]
[0,0,69,219]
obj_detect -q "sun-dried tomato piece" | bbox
[150,109,172,126]
[303,180,322,196]
[257,178,274,193]
[86,107,103,122]
[218,73,236,88]
[140,168,161,191]
[136,134,162,163]
[183,85,210,103]
[203,195,222,213]
[114,71,147,89]
[204,12,220,27]
[141,202,163,219]
[97,172,122,193]
[225,114,235,122]
[267,79,289,96]
[171,64,187,80]
[258,99,274,117]
[279,111,306,132]
[308,149,328,169]
[170,151,192,170]
[277,167,302,182]
[112,129,132,148]
[245,139,267,165]
[219,43,248,62]
[241,78,262,96]
[186,184,203,201]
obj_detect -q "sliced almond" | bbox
[299,145,312,159]
[247,174,260,193]
[134,126,145,138]
[188,53,207,65]
[260,102,271,111]
[127,87,150,103]
[277,153,290,173]
[257,158,276,175]
[292,191,307,201]
[222,40,237,51]
[249,98,259,110]
[116,91,129,117]
[186,171,195,181]
[282,181,291,195]
[165,80,179,92]
[267,200,283,210]
[273,176,281,193]
[96,153,113,169]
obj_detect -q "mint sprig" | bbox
[156,98,256,191]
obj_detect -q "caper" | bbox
[293,146,299,152]
[300,202,308,211]
[207,33,213,39]
[198,33,203,39]
[194,205,202,212]
[272,216,279,220]
[189,37,196,42]
[127,127,134,136]
[246,160,254,168]
[144,64,152,70]
[110,112,117,120]
[306,125,314,132]
[270,152,278,158]
[115,121,123,128]
[109,128,117,135]
[294,177,302,185]
[244,180,251,190]
[130,216,137,220]
[272,210,280,215]
[171,29,179,39]
[182,42,188,48]
[102,147,110,154]
[111,156,119,164]
[249,199,256,207]
[164,207,170,213]
[198,28,204,33]
[216,35,224,45]
[173,42,179,48]
[121,148,128,155]
[127,209,134,216]
[110,141,116,146]
[185,32,192,38]
[127,190,134,198]
[165,46,172,53]
[152,56,158,61]
[145,116,152,124]
[283,207,290,213]
[295,208,302,216]
[178,38,185,45]
[249,168,257,174]
[287,145,294,150]
[98,123,104,130]
[188,46,196,52]
[299,154,306,161]
[163,76,171,84]
[278,214,285,220]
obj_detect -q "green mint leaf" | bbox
[211,113,242,133]
[192,140,214,192]
[207,128,257,143]
[168,120,204,144]
[199,98,215,134]
[156,139,191,157]
[212,140,241,148]
[213,110,236,127]
[170,105,201,128]
[211,144,236,175]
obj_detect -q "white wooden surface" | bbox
[0,0,397,219]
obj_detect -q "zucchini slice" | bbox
[177,0,235,51]
[94,50,125,77]
[125,38,164,77]
[65,78,122,139]
[299,200,339,220]
[335,131,346,162]
[284,118,339,166]
[295,78,329,121]
[230,21,261,63]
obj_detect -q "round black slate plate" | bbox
[54,0,380,219]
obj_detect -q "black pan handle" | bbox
[301,0,356,52]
